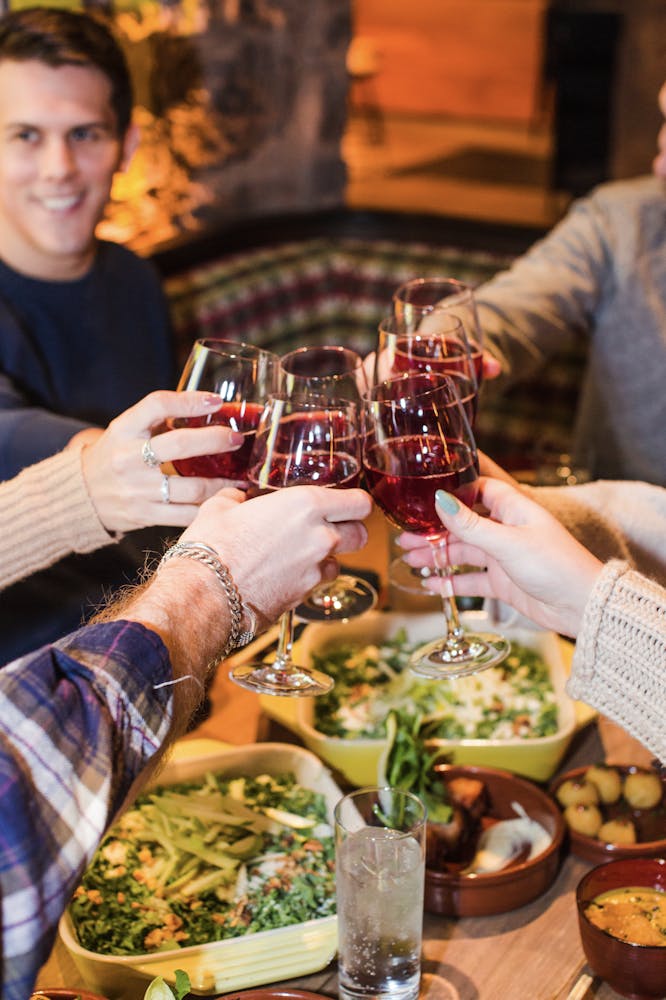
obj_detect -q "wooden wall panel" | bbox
[351,0,549,123]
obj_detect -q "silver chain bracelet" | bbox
[159,541,256,657]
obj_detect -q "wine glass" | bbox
[171,339,280,481]
[230,395,362,696]
[393,277,484,388]
[374,313,479,594]
[374,312,479,426]
[279,345,378,622]
[362,372,510,678]
[280,344,368,404]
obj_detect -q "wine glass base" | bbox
[229,660,334,697]
[409,632,510,680]
[295,575,378,622]
[388,554,441,596]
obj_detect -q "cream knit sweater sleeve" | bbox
[0,448,114,591]
[567,560,666,764]
[525,480,666,585]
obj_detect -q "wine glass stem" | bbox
[276,608,295,665]
[430,537,466,646]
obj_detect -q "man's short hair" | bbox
[0,6,133,136]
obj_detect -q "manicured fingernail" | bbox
[228,431,244,448]
[202,393,223,406]
[436,490,460,514]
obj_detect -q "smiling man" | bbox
[0,8,177,661]
[0,55,135,280]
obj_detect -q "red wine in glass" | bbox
[363,435,478,536]
[171,339,279,481]
[375,314,479,427]
[172,400,264,479]
[391,335,471,376]
[248,445,361,493]
[279,345,377,622]
[392,277,484,387]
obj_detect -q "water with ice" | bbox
[337,826,424,1000]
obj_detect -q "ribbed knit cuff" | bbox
[567,560,666,762]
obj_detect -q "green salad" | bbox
[70,770,335,956]
[312,628,559,742]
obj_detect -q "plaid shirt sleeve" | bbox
[0,619,175,1000]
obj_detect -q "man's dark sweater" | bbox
[0,240,177,662]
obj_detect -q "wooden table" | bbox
[36,509,656,1000]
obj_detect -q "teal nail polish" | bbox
[436,490,460,514]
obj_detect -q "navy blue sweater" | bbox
[0,241,177,661]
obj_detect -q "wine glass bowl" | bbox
[280,344,369,403]
[392,276,484,387]
[375,312,479,425]
[230,395,363,697]
[171,339,279,481]
[362,372,509,678]
[363,372,478,536]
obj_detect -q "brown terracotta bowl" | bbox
[424,763,566,917]
[550,765,666,863]
[576,857,666,999]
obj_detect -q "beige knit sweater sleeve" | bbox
[0,448,114,591]
[567,560,666,764]
[525,480,666,585]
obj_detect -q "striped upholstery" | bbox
[163,235,585,471]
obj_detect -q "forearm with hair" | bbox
[92,560,232,739]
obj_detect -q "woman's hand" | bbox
[404,477,603,637]
[80,390,244,533]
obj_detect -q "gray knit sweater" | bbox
[477,176,666,486]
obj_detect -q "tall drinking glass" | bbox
[335,786,426,1000]
[171,339,279,481]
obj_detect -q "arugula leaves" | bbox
[383,712,453,824]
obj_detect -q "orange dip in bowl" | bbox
[585,886,666,946]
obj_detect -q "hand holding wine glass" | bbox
[230,394,368,696]
[362,372,509,678]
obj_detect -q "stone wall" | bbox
[96,0,351,254]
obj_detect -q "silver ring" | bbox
[142,438,160,468]
[161,474,171,504]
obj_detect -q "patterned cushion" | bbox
[163,235,585,470]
